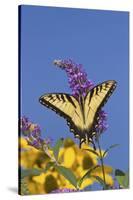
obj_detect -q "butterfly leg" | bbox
[79,138,86,148]
[86,133,96,150]
[79,141,81,148]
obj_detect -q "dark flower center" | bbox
[44,175,58,193]
[82,155,94,169]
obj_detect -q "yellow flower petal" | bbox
[63,179,76,189]
[63,147,76,168]
[28,180,44,194]
[92,165,113,174]
[20,137,28,148]
[20,148,41,168]
[32,173,46,184]
[80,178,94,189]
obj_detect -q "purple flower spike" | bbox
[54,59,94,98]
[20,116,50,150]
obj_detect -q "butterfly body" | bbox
[39,80,117,146]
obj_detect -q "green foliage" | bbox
[20,178,30,195]
[55,165,77,188]
[115,169,129,188]
[123,172,129,188]
[77,165,100,188]
[21,168,43,178]
[78,165,112,190]
[21,162,56,179]
[44,161,56,172]
[91,175,110,189]
[83,148,99,157]
[103,144,119,157]
[53,138,64,160]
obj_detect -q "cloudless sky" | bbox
[20,5,129,171]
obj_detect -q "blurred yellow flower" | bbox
[20,137,114,194]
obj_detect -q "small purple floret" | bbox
[96,110,108,133]
[20,116,31,134]
[51,188,78,193]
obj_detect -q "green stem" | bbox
[43,145,58,165]
[96,136,106,189]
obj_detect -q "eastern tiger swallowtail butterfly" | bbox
[39,80,117,147]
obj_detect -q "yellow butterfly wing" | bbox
[39,93,84,138]
[84,80,117,132]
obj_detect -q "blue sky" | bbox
[20,5,129,171]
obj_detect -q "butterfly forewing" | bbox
[39,93,84,134]
[84,80,117,130]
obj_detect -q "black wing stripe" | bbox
[75,110,81,118]
[60,94,65,102]
[86,107,91,120]
[89,89,94,104]
[96,86,99,95]
[56,94,61,101]
[65,95,76,108]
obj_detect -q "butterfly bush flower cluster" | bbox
[54,59,94,98]
[20,116,51,150]
[53,59,108,134]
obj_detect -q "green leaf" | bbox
[115,169,125,176]
[123,171,129,188]
[92,175,108,189]
[53,138,64,160]
[115,169,125,186]
[115,169,129,188]
[78,165,109,189]
[55,165,77,188]
[83,148,99,157]
[21,162,55,179]
[78,165,100,188]
[43,161,55,173]
[103,144,119,157]
[21,168,42,178]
